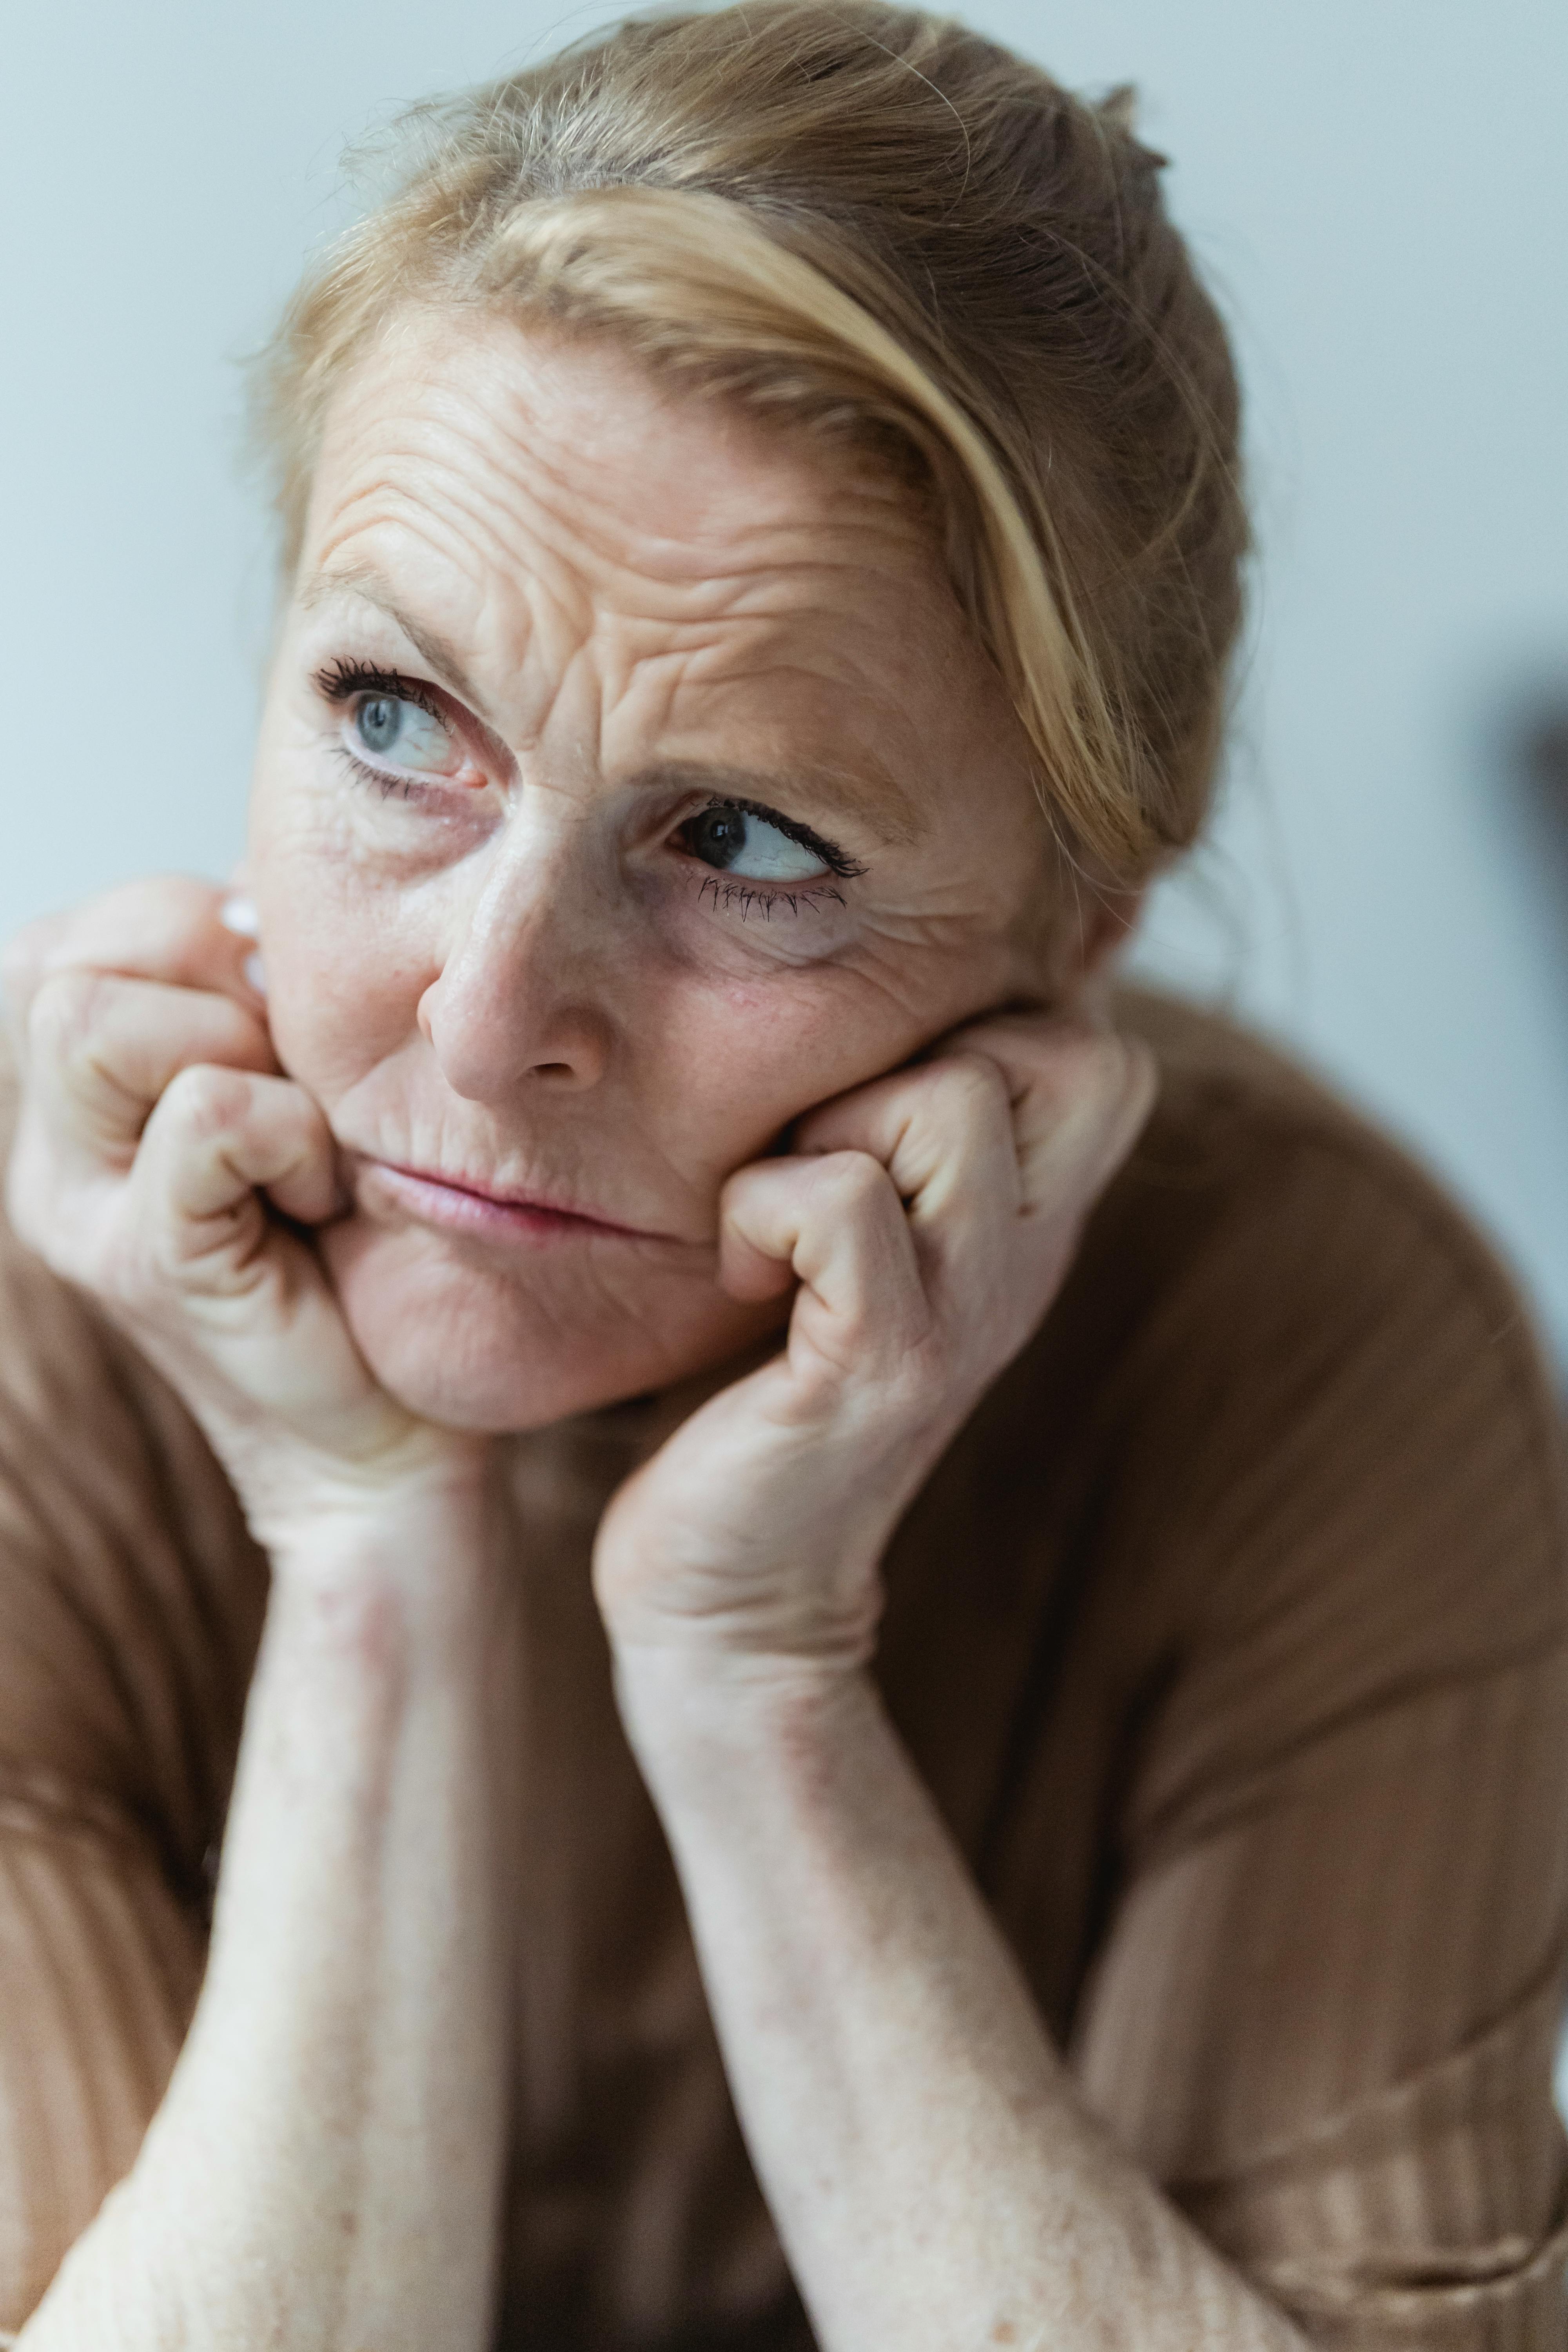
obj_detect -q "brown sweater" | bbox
[0,991,1565,2348]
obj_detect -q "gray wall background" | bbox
[4,1,1565,1361]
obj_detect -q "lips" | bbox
[359,1156,673,1245]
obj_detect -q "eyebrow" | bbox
[299,566,491,719]
[298,563,924,846]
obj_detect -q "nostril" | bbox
[529,1016,610,1089]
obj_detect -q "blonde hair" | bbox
[253,1,1247,883]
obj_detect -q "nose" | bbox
[416,840,613,1102]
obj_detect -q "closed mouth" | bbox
[361,1157,677,1244]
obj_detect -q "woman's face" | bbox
[249,312,1062,1430]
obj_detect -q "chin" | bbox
[320,1214,781,1434]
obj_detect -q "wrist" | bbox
[612,1639,872,1793]
[260,1442,505,1656]
[243,1425,491,1560]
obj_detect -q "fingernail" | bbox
[243,951,267,998]
[219,895,260,938]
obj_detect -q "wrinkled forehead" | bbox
[300,309,941,605]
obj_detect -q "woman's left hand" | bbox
[593,1014,1154,1677]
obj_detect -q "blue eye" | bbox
[681,803,830,884]
[357,696,403,754]
[351,693,456,775]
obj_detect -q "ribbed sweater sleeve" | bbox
[0,1096,264,2328]
[1045,1115,1568,2345]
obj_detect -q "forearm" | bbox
[618,1656,1304,2352]
[22,1481,515,2352]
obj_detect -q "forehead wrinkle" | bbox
[540,459,921,618]
[468,350,931,609]
[302,465,588,744]
[313,441,561,627]
[474,426,844,627]
[314,372,930,654]
[309,441,626,697]
[357,376,720,623]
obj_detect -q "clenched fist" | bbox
[594,1014,1154,1677]
[3,876,474,1553]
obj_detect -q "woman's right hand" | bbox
[2,875,475,1551]
[2,882,512,2352]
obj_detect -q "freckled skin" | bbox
[248,314,1058,1430]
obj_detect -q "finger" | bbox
[131,1067,342,1290]
[27,970,278,1171]
[719,1151,930,1379]
[3,875,265,1064]
[928,1016,1156,1222]
[791,1054,1020,1236]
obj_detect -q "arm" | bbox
[619,1652,1302,2352]
[2,880,513,2348]
[25,1481,514,2352]
[593,1017,1304,2350]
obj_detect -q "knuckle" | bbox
[930,1053,1008,1122]
[25,966,117,1065]
[818,1150,889,1214]
[161,1062,254,1138]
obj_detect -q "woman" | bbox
[1,5,1564,2345]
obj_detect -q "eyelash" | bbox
[316,655,442,716]
[693,875,848,922]
[315,655,448,728]
[314,657,451,799]
[311,656,865,913]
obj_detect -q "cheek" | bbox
[248,823,421,1102]
[650,969,924,1178]
[673,884,1036,1114]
